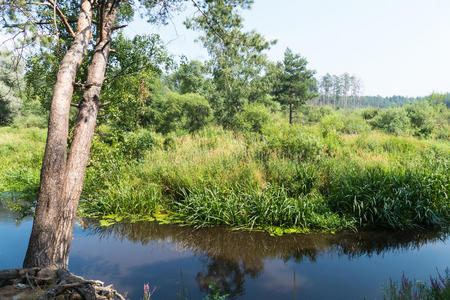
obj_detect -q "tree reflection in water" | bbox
[85,220,448,298]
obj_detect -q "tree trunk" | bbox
[23,0,119,269]
[56,1,119,268]
[289,103,293,124]
[23,0,93,269]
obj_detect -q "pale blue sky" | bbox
[126,0,450,97]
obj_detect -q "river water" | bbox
[0,205,449,300]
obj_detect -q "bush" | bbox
[0,52,24,126]
[144,92,212,134]
[234,103,271,134]
[361,107,379,120]
[340,114,370,134]
[182,93,213,132]
[370,108,410,135]
[300,105,333,123]
[320,114,343,138]
[404,102,435,137]
[120,129,162,160]
[436,125,450,140]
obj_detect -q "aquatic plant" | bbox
[384,268,450,300]
[203,284,229,300]
[143,283,154,300]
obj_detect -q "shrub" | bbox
[144,92,212,134]
[320,114,344,138]
[300,105,333,123]
[370,108,410,135]
[0,52,24,125]
[435,125,450,140]
[361,107,379,120]
[404,102,435,137]
[234,103,271,134]
[120,129,162,160]
[182,93,213,132]
[340,114,370,134]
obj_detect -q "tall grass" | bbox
[78,123,449,232]
[323,158,449,229]
[1,106,449,232]
[0,127,45,215]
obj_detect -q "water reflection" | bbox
[84,220,448,298]
[1,202,448,300]
[87,220,448,260]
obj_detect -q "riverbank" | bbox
[1,123,448,234]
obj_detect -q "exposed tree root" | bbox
[0,267,126,299]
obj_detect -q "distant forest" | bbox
[316,73,450,109]
[359,93,450,108]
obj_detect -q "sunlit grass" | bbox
[1,123,448,233]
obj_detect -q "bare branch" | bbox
[111,24,127,31]
[46,0,76,38]
[53,0,59,42]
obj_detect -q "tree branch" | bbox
[46,0,76,38]
[53,0,59,42]
[111,24,127,31]
[190,0,225,44]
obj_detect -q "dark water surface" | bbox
[0,205,449,300]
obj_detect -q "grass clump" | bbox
[171,185,353,231]
[323,159,449,229]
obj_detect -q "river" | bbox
[0,205,449,299]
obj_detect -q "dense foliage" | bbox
[0,52,24,125]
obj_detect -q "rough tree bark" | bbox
[24,0,120,269]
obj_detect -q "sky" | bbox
[124,0,446,97]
